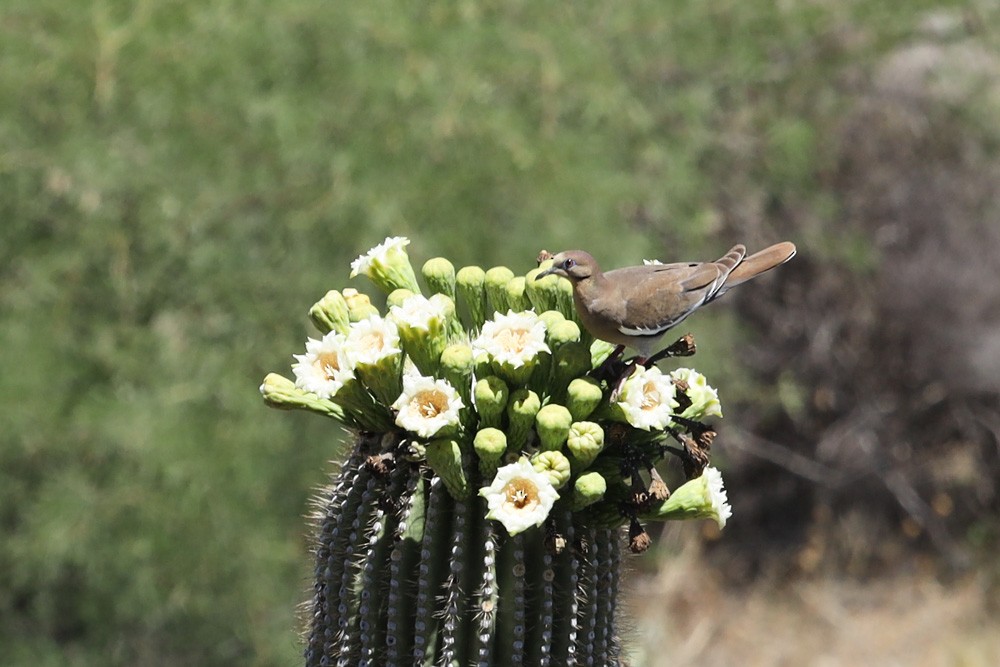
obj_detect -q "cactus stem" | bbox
[473,518,499,666]
[413,476,452,666]
[439,484,473,666]
[578,525,600,667]
[335,471,382,666]
[385,471,425,666]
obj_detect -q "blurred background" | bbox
[3,1,999,665]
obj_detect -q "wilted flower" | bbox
[473,310,550,368]
[670,367,723,420]
[615,366,679,431]
[480,458,560,535]
[291,331,355,399]
[391,373,464,438]
[350,236,420,293]
[645,466,732,529]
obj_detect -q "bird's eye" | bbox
[563,258,576,270]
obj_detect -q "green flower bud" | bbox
[537,309,565,332]
[440,342,475,407]
[572,471,607,510]
[590,339,618,369]
[527,259,562,313]
[343,288,379,322]
[531,450,572,490]
[422,257,456,299]
[552,341,593,390]
[506,388,541,452]
[456,265,487,330]
[566,377,605,421]
[259,373,350,422]
[349,236,421,294]
[546,319,582,350]
[566,421,605,469]
[473,427,507,478]
[308,290,351,335]
[534,403,573,452]
[642,467,732,529]
[425,438,470,500]
[505,276,529,312]
[387,288,415,309]
[474,375,509,429]
[484,266,516,315]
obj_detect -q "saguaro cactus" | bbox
[261,237,732,666]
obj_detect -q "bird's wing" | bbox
[608,245,746,337]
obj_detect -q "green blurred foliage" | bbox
[0,0,979,664]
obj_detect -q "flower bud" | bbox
[537,309,565,332]
[534,403,573,452]
[474,375,509,429]
[421,257,456,299]
[531,450,572,490]
[484,266,515,315]
[425,438,470,500]
[526,259,561,313]
[504,276,529,312]
[474,427,507,478]
[546,319,581,350]
[456,265,488,330]
[572,471,607,510]
[308,290,351,335]
[552,341,592,390]
[565,377,604,421]
[525,263,559,312]
[386,288,415,310]
[506,388,541,452]
[259,373,350,422]
[440,342,475,407]
[566,421,604,469]
[343,288,379,322]
[590,339,619,369]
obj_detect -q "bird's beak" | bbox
[535,267,560,280]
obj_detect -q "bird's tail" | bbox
[716,241,797,296]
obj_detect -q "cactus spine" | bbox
[266,237,734,666]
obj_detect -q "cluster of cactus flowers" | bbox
[261,237,731,666]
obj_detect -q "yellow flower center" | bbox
[361,331,385,354]
[414,389,448,418]
[496,327,529,354]
[640,381,661,411]
[504,478,539,509]
[315,352,341,380]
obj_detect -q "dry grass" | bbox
[623,543,1000,667]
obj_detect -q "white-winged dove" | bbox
[536,242,796,363]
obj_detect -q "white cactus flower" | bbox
[473,310,550,369]
[389,293,449,332]
[480,458,560,535]
[350,236,420,293]
[391,373,464,438]
[291,331,355,399]
[616,365,679,431]
[346,315,402,366]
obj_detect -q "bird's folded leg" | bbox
[590,344,627,384]
[642,333,697,368]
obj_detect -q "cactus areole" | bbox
[261,237,732,666]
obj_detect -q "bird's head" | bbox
[535,250,597,283]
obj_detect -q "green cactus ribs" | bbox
[263,237,734,665]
